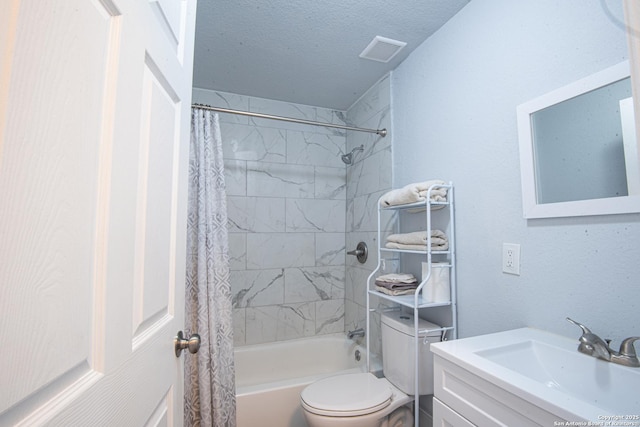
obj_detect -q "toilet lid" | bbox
[300,373,392,417]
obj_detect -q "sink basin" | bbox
[476,339,639,413]
[431,328,640,421]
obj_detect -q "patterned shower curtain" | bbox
[185,108,236,427]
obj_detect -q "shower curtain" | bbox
[185,108,236,427]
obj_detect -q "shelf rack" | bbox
[365,182,456,427]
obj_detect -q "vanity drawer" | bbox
[433,355,559,426]
[433,397,476,427]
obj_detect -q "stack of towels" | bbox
[375,273,418,296]
[385,230,449,251]
[380,179,448,207]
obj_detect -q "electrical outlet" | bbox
[502,243,521,275]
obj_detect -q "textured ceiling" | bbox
[193,0,471,110]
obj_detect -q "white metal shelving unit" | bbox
[365,182,456,427]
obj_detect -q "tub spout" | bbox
[347,328,365,339]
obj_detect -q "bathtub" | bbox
[235,333,381,427]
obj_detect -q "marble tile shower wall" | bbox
[344,75,394,357]
[192,88,348,346]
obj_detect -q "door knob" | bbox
[174,331,201,357]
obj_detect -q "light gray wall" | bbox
[391,0,640,343]
[192,89,347,346]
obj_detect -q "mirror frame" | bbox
[517,60,640,219]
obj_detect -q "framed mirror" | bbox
[517,60,640,218]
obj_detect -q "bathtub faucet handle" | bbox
[347,242,368,264]
[347,328,365,339]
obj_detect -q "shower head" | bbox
[341,145,364,165]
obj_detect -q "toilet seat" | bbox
[300,373,392,417]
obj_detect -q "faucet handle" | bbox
[566,317,592,334]
[619,337,640,357]
[566,317,611,360]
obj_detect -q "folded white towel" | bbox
[384,238,449,251]
[380,180,447,207]
[376,273,417,284]
[385,242,429,251]
[386,230,447,246]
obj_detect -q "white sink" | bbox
[431,328,640,421]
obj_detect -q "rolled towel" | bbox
[380,180,447,207]
[386,230,448,246]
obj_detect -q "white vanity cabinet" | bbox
[432,355,560,426]
[428,328,627,426]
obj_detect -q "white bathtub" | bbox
[235,333,380,427]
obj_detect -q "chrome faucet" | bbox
[347,328,365,340]
[566,318,640,367]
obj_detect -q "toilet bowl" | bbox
[300,312,442,427]
[300,372,413,427]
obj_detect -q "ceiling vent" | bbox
[359,36,407,63]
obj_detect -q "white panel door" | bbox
[0,0,197,425]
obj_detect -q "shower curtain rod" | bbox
[192,104,387,137]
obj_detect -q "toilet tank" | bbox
[381,311,442,395]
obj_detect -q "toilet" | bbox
[300,312,442,427]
